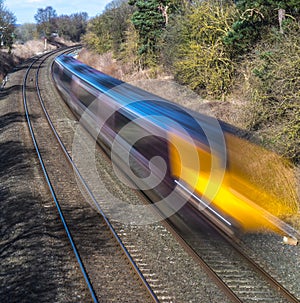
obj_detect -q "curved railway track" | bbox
[20,47,300,303]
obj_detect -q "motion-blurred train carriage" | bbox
[52,54,299,245]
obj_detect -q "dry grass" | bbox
[77,49,123,79]
[77,48,172,82]
[1,40,57,82]
[0,38,76,82]
[0,51,19,82]
[12,40,57,59]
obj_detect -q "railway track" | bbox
[20,47,300,303]
[22,47,158,303]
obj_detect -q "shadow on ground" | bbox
[0,136,91,302]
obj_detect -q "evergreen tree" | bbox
[129,0,165,57]
[128,0,180,65]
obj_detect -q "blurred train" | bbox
[52,54,299,245]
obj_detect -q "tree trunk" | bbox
[158,4,169,25]
[278,8,286,34]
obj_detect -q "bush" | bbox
[244,22,300,163]
[169,1,237,97]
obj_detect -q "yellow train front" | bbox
[169,130,299,245]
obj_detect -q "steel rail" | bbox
[22,48,99,303]
[164,218,244,303]
[214,218,300,303]
[174,191,300,303]
[175,181,300,302]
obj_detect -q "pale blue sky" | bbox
[5,0,112,24]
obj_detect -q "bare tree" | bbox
[34,6,57,38]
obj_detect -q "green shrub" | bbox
[224,0,300,55]
[170,1,236,97]
[244,22,300,163]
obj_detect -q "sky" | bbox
[5,0,113,24]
